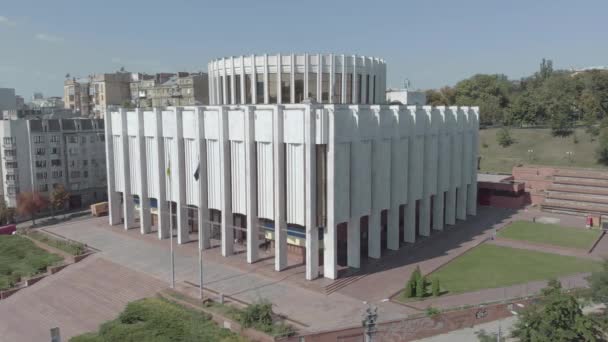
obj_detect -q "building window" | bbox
[4,149,16,157]
[34,136,45,144]
[281,73,290,104]
[235,75,241,104]
[365,74,370,104]
[3,137,15,145]
[357,74,362,104]
[70,171,80,178]
[308,72,317,100]
[68,136,78,143]
[255,73,265,104]
[6,174,17,181]
[321,73,330,103]
[5,162,17,169]
[268,73,277,104]
[225,75,232,105]
[35,160,47,168]
[50,135,59,143]
[245,74,253,104]
[333,73,342,103]
[218,76,224,104]
[346,74,353,103]
[294,73,304,103]
[373,75,376,104]
[52,170,63,178]
[51,147,59,155]
[84,170,89,178]
[36,148,46,156]
[99,135,105,142]
[36,172,48,180]
[51,159,61,167]
[38,184,48,192]
[7,186,17,195]
[81,136,86,143]
[83,160,88,167]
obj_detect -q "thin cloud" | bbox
[35,33,64,43]
[0,16,16,26]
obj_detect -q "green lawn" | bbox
[498,221,601,250]
[479,127,607,173]
[0,235,63,290]
[430,244,601,294]
[70,297,246,342]
[27,231,86,256]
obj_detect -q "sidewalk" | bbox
[488,238,601,261]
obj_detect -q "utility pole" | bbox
[167,162,175,289]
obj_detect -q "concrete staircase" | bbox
[541,169,608,218]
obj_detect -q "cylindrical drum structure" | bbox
[208,54,386,105]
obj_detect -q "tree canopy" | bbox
[426,59,608,135]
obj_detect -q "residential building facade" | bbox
[106,53,479,281]
[130,72,209,108]
[0,118,107,208]
[64,72,132,118]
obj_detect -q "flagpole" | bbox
[169,166,175,289]
[195,163,203,300]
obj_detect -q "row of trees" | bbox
[1,186,71,225]
[426,59,608,136]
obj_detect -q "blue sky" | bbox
[1,0,606,98]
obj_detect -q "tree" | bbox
[511,279,602,342]
[596,129,608,165]
[432,278,441,297]
[50,185,70,215]
[588,259,608,305]
[16,192,49,225]
[404,280,414,298]
[453,74,513,125]
[496,127,513,147]
[0,199,15,224]
[416,276,426,298]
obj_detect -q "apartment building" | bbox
[64,72,132,118]
[130,72,208,108]
[0,118,107,208]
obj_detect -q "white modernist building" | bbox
[106,54,479,281]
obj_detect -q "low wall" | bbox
[289,299,531,342]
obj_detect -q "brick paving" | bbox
[0,254,165,342]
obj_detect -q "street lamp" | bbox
[362,299,389,342]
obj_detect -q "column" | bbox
[105,110,120,225]
[305,106,318,280]
[456,187,467,220]
[175,108,189,244]
[432,192,445,231]
[445,188,456,225]
[387,207,399,250]
[419,196,431,237]
[324,109,337,280]
[196,107,210,250]
[120,108,136,229]
[137,108,151,234]
[347,216,361,268]
[155,108,170,239]
[245,106,258,263]
[273,106,287,271]
[219,107,234,256]
[404,202,416,243]
[368,211,381,259]
[467,183,477,216]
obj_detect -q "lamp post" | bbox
[362,299,388,342]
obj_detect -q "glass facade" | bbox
[268,74,277,103]
[235,75,241,104]
[373,75,376,104]
[218,77,224,104]
[333,73,342,103]
[366,75,370,104]
[255,73,264,104]
[346,74,353,103]
[321,73,329,103]
[245,74,253,104]
[308,72,317,101]
[357,74,362,104]
[294,73,304,103]
[226,75,232,104]
[281,73,290,104]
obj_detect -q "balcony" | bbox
[3,154,16,161]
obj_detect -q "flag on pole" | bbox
[194,160,200,181]
[166,159,171,177]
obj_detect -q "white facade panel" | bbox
[128,136,141,195]
[257,141,274,220]
[390,138,408,205]
[372,139,391,210]
[206,139,221,210]
[334,142,350,223]
[230,140,247,215]
[286,143,305,226]
[145,137,159,198]
[184,138,200,206]
[163,137,179,201]
[351,140,372,217]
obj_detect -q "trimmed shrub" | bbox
[416,276,426,298]
[496,127,514,147]
[432,278,441,297]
